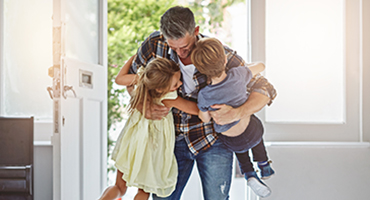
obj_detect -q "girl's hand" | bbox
[210,104,241,125]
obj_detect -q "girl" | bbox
[98,57,198,200]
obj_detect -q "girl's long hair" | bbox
[128,57,180,115]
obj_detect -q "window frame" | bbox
[249,0,364,142]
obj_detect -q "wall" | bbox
[180,143,370,200]
[34,143,53,200]
[262,144,370,199]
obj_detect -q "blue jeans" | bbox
[152,138,233,200]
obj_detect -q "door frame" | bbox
[0,0,4,114]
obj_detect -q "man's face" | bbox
[167,32,197,60]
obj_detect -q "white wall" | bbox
[34,144,53,200]
[180,143,370,200]
[262,144,370,200]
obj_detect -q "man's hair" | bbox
[160,6,196,40]
[191,38,226,78]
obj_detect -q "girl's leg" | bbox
[152,138,195,200]
[134,189,150,200]
[98,170,127,200]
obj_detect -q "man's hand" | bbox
[210,104,242,125]
[210,92,270,125]
[144,103,171,120]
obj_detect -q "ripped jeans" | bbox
[152,138,233,200]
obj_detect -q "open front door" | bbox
[50,0,107,199]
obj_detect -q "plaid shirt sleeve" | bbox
[129,31,169,74]
[224,46,277,106]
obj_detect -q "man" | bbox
[120,6,276,200]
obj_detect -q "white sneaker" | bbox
[247,177,272,198]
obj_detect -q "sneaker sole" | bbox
[261,173,275,180]
[247,177,271,198]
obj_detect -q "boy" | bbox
[191,37,275,198]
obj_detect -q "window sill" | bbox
[34,121,53,143]
[34,141,52,146]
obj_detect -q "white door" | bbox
[50,0,107,200]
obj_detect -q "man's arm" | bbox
[135,100,170,120]
[210,92,270,125]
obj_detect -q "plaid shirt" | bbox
[129,31,277,155]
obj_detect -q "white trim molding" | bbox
[265,141,370,148]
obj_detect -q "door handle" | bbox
[46,65,61,99]
[47,87,54,99]
[62,85,77,99]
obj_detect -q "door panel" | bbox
[62,57,106,199]
[60,98,81,199]
[52,0,107,200]
[83,99,103,199]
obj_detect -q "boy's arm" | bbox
[247,62,265,76]
[198,110,211,123]
[162,97,199,115]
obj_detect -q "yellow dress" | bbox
[111,91,178,197]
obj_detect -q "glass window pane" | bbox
[64,0,99,64]
[265,0,345,123]
[3,0,53,120]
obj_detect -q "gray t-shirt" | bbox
[197,66,252,133]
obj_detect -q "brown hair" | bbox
[160,6,196,40]
[191,37,226,78]
[128,57,180,115]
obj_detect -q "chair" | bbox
[0,117,34,200]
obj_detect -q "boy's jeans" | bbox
[152,138,233,200]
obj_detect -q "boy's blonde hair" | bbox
[191,37,226,78]
[129,57,180,115]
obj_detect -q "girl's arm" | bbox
[198,110,211,123]
[162,97,199,115]
[247,62,265,76]
[115,55,138,86]
[116,54,170,120]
